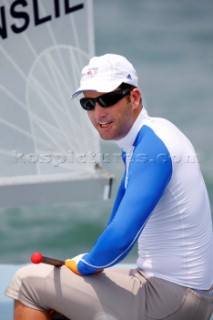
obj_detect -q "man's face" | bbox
[83,89,141,141]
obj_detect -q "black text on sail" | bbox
[0,0,84,40]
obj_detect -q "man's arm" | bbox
[69,128,173,275]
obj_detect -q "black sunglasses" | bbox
[80,88,132,111]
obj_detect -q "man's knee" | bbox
[5,264,54,300]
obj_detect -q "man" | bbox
[5,54,213,320]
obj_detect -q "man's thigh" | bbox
[6,265,142,319]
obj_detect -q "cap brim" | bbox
[71,80,123,99]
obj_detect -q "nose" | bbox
[93,102,109,118]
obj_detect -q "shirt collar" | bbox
[115,107,148,152]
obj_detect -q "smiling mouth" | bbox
[98,121,112,128]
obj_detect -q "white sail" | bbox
[0,0,113,207]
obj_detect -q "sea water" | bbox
[0,0,213,266]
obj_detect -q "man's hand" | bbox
[65,253,85,275]
[65,253,103,275]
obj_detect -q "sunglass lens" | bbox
[99,93,123,107]
[80,98,95,110]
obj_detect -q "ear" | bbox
[131,88,142,111]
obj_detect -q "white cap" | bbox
[71,54,138,99]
